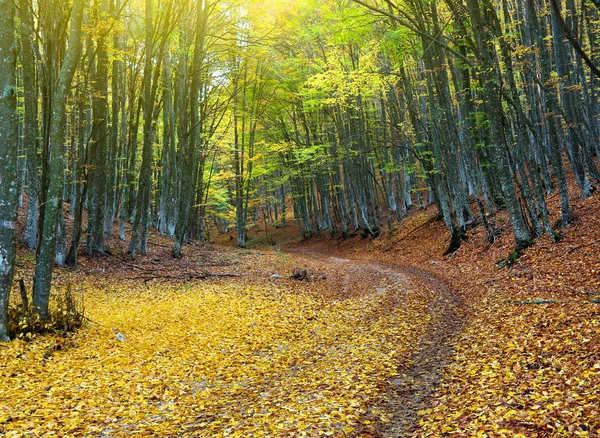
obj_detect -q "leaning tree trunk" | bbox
[32,0,85,319]
[0,0,18,341]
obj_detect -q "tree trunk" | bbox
[87,0,111,254]
[129,0,155,258]
[466,0,532,251]
[19,0,39,250]
[105,0,122,237]
[32,0,85,319]
[0,0,18,341]
[173,2,207,257]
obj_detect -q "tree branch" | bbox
[350,0,476,68]
[549,0,600,80]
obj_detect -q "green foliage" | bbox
[382,29,419,66]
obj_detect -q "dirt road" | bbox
[289,249,463,437]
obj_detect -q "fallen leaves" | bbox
[309,172,600,437]
[0,270,429,437]
[5,168,599,436]
[416,298,600,437]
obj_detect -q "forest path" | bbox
[288,248,464,437]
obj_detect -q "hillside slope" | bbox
[289,180,600,436]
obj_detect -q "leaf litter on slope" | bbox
[297,173,600,437]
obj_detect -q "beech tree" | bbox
[0,0,18,341]
[19,0,40,250]
[33,0,85,318]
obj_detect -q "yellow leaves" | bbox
[0,279,428,436]
[503,409,518,419]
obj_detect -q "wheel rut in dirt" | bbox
[288,249,463,437]
[375,266,463,437]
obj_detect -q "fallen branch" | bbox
[123,262,156,272]
[99,250,156,272]
[567,238,600,254]
[148,240,170,249]
[19,279,29,313]
[504,299,600,305]
[504,299,556,305]
[203,262,237,267]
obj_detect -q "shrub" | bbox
[7,282,85,340]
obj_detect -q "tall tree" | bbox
[0,0,18,341]
[173,0,210,257]
[19,0,40,250]
[87,0,112,255]
[129,0,173,257]
[32,0,85,318]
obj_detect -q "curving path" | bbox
[288,249,463,437]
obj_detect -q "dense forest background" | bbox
[2,0,600,337]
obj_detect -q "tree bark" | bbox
[19,0,40,250]
[33,0,85,318]
[0,0,18,341]
[466,0,533,251]
[173,1,208,257]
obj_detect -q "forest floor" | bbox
[279,176,600,436]
[290,250,464,437]
[1,232,456,437]
[1,175,600,437]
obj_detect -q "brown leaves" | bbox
[294,174,600,436]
